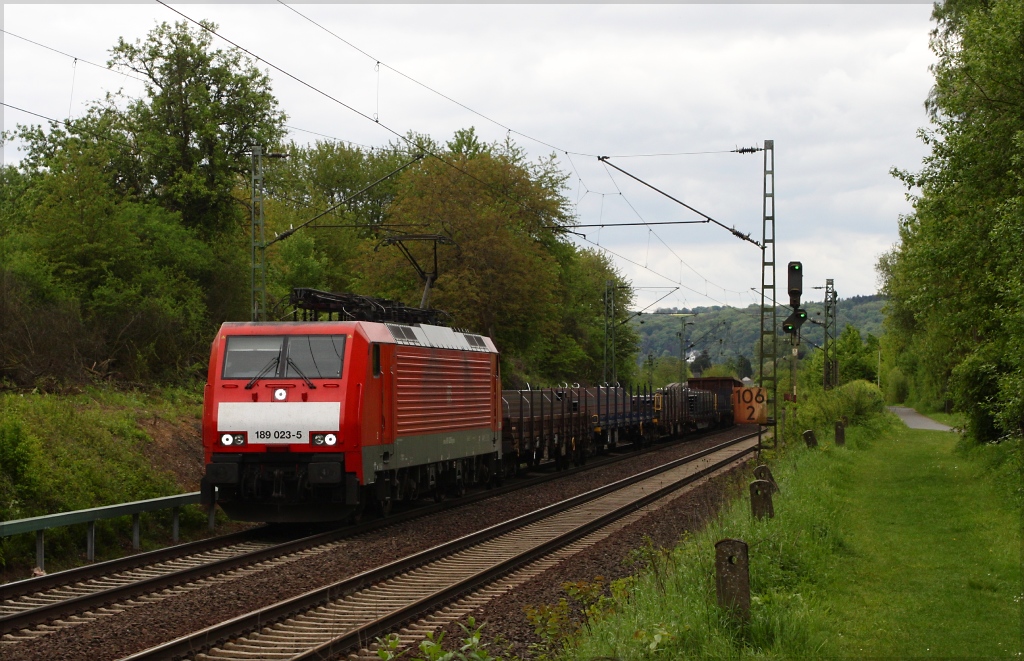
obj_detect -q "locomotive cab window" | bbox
[371,344,381,377]
[223,335,346,379]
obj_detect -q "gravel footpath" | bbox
[8,426,757,661]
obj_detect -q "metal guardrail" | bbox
[0,492,212,571]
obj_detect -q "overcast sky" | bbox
[2,3,937,311]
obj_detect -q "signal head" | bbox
[788,261,803,309]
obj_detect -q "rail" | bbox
[0,492,214,570]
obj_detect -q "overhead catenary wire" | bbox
[598,156,761,248]
[2,28,390,157]
[572,231,733,308]
[8,12,761,311]
[2,101,137,152]
[154,0,570,232]
[273,1,760,162]
[1,29,148,84]
[273,0,588,158]
[597,159,753,298]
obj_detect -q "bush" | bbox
[783,380,885,446]
[885,367,909,404]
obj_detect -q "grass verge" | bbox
[921,410,967,430]
[0,384,217,579]
[553,411,1021,659]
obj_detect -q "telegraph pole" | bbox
[603,281,614,383]
[251,146,267,322]
[250,146,288,322]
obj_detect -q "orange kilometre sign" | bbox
[732,387,767,425]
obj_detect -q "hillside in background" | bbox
[632,295,885,369]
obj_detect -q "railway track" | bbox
[125,431,759,661]
[1,426,745,646]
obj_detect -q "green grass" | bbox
[827,424,1020,657]
[1,384,208,577]
[919,410,967,430]
[554,412,1022,659]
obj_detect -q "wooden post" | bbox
[835,420,846,447]
[715,539,750,620]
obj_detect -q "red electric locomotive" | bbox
[200,313,502,522]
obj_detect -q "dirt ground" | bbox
[136,416,205,492]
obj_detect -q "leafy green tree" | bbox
[879,0,1024,440]
[353,129,637,386]
[736,354,754,379]
[1,20,287,384]
[108,20,286,235]
[691,350,712,376]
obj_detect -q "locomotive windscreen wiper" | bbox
[245,356,280,390]
[286,358,317,389]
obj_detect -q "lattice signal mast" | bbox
[758,140,778,428]
[823,279,838,389]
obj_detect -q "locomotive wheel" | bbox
[378,495,393,517]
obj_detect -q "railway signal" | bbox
[781,308,807,335]
[788,261,803,309]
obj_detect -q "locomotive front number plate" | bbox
[218,402,342,444]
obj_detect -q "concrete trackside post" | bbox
[715,538,751,620]
[753,464,779,493]
[803,429,818,448]
[750,480,775,520]
[835,420,846,447]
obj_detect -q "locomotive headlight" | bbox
[324,433,337,446]
[312,433,325,446]
[274,388,287,401]
[220,433,233,446]
[233,434,246,446]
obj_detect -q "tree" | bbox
[349,129,637,386]
[879,0,1024,440]
[1,20,288,384]
[691,350,712,377]
[736,354,754,379]
[108,20,286,235]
